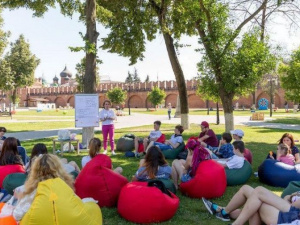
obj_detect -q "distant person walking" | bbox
[167,103,172,120]
[285,101,289,113]
[99,100,116,156]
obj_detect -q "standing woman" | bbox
[99,100,116,155]
[167,103,172,120]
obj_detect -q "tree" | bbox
[279,47,300,104]
[107,87,127,106]
[147,86,166,110]
[133,68,141,83]
[145,75,150,82]
[125,72,133,84]
[75,57,100,92]
[0,0,102,146]
[101,0,190,129]
[0,35,40,106]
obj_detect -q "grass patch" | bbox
[20,123,300,224]
[267,117,300,125]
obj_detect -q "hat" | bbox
[200,121,209,128]
[230,129,244,138]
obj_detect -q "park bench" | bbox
[0,111,12,117]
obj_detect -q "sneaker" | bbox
[135,153,140,158]
[215,209,230,222]
[103,150,107,155]
[111,151,116,156]
[202,198,217,215]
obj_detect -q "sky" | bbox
[2,7,300,84]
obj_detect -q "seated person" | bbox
[202,132,233,159]
[0,137,23,166]
[230,129,244,141]
[214,141,245,169]
[270,143,295,166]
[133,146,171,181]
[25,143,80,174]
[134,120,162,156]
[202,185,300,224]
[12,154,96,222]
[82,137,122,173]
[0,127,6,141]
[146,125,184,152]
[198,121,218,147]
[172,139,210,189]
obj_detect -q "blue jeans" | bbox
[154,142,172,151]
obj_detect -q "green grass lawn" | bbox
[20,123,299,225]
[267,117,300,125]
[4,121,75,132]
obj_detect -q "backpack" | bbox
[147,180,171,197]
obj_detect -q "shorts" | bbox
[181,173,192,183]
[154,142,172,151]
[138,138,150,144]
[278,206,300,224]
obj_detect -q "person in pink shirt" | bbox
[270,143,295,166]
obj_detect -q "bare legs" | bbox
[134,137,150,154]
[145,141,154,153]
[171,159,186,189]
[221,185,291,225]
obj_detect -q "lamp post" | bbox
[268,75,278,117]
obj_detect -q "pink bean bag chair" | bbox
[0,165,25,188]
[180,160,226,199]
[118,182,179,223]
[244,148,253,164]
[75,154,128,207]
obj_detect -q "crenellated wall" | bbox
[0,80,292,109]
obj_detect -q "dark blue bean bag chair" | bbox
[258,159,300,188]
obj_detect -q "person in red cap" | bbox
[198,121,219,147]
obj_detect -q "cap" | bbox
[230,129,244,138]
[200,121,209,128]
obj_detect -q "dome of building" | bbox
[53,75,59,81]
[60,66,72,78]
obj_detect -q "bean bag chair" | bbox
[258,159,300,188]
[162,142,185,159]
[148,178,176,194]
[138,134,166,153]
[116,134,135,152]
[118,182,179,224]
[180,160,226,199]
[3,173,27,195]
[20,178,102,225]
[0,165,25,188]
[225,160,252,186]
[244,148,253,164]
[75,154,128,207]
[0,203,17,225]
[281,181,300,198]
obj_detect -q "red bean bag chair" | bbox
[180,160,226,199]
[118,182,179,223]
[138,134,166,153]
[244,148,253,164]
[75,154,128,207]
[0,165,25,188]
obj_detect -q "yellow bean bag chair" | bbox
[20,178,102,225]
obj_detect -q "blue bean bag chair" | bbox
[258,159,300,188]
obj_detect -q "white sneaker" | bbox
[111,151,116,156]
[103,150,107,155]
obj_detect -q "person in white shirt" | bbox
[146,125,184,152]
[99,100,116,155]
[214,141,245,169]
[134,121,162,157]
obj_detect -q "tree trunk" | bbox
[12,89,17,111]
[220,91,234,132]
[216,101,220,125]
[82,0,99,147]
[162,33,189,129]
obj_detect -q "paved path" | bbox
[3,113,299,141]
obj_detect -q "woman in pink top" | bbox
[270,143,295,166]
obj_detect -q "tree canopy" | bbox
[279,47,300,103]
[147,86,166,109]
[107,87,127,105]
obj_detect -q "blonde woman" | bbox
[13,154,74,222]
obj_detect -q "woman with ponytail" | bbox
[171,139,210,189]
